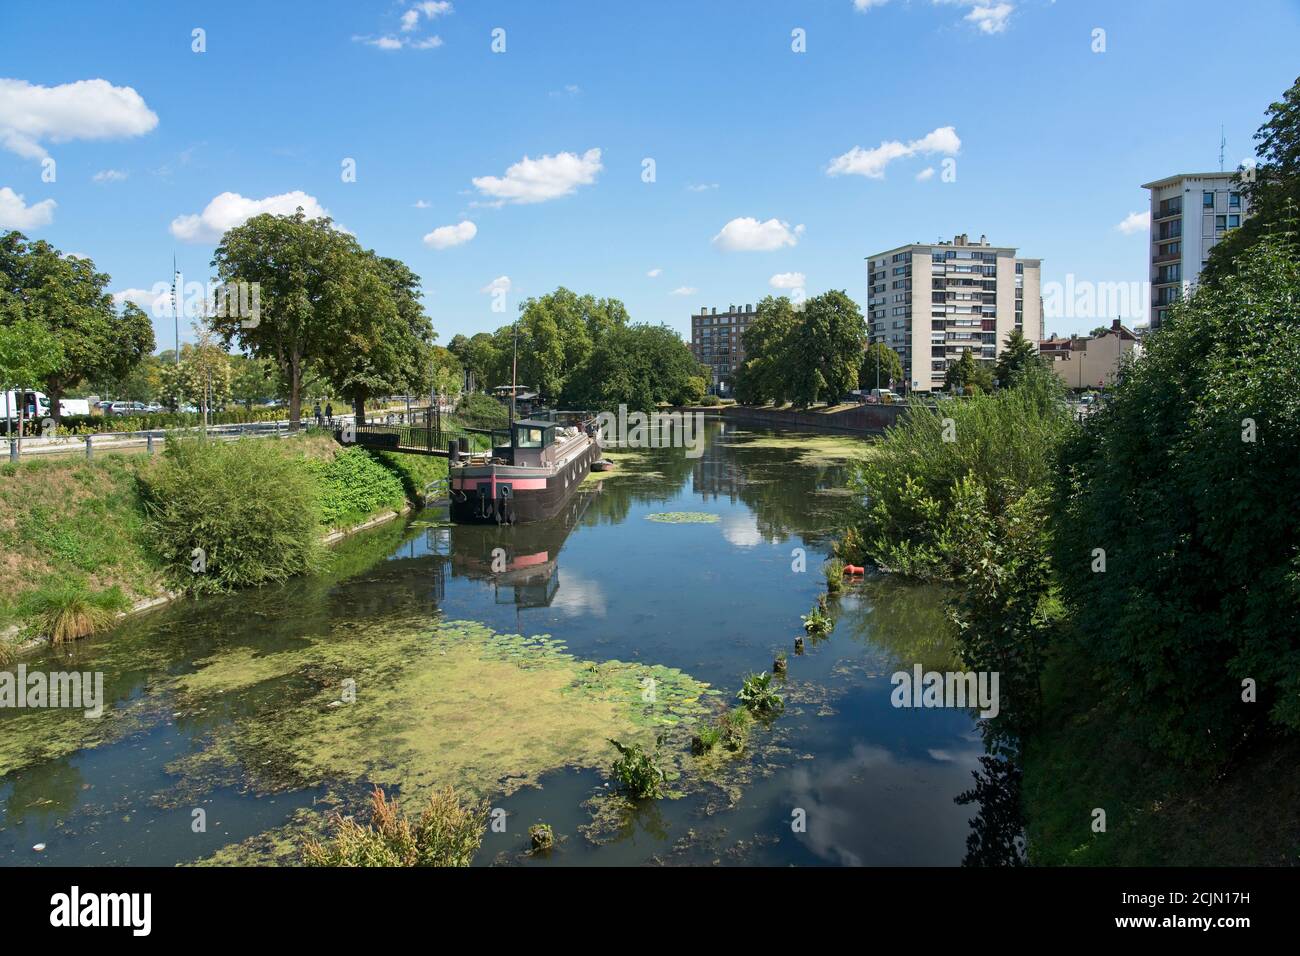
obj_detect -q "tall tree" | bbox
[735,295,799,405]
[0,312,63,453]
[1203,75,1300,287]
[862,342,905,392]
[210,209,377,427]
[0,233,153,423]
[993,328,1043,388]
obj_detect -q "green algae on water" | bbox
[645,512,720,524]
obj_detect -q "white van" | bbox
[60,398,91,417]
[2,389,51,421]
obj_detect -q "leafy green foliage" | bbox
[563,321,706,412]
[823,558,845,594]
[733,291,867,406]
[303,786,487,867]
[1049,235,1300,764]
[306,447,406,529]
[847,376,1071,580]
[801,605,834,636]
[993,328,1048,389]
[737,671,785,716]
[137,437,323,592]
[17,579,130,644]
[861,341,904,392]
[943,349,995,394]
[455,391,509,429]
[608,733,669,798]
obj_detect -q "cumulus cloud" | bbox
[827,126,960,179]
[481,275,512,294]
[670,286,698,296]
[0,78,158,161]
[647,268,662,278]
[915,167,936,182]
[93,168,128,183]
[413,199,430,208]
[472,148,603,205]
[170,190,331,243]
[712,217,804,252]
[1116,210,1150,235]
[0,186,55,229]
[855,1,1015,35]
[423,220,477,249]
[112,287,169,314]
[770,272,806,289]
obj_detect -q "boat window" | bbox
[516,427,545,448]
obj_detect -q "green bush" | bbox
[303,786,486,867]
[52,408,287,435]
[306,448,406,529]
[455,392,509,430]
[137,437,323,592]
[699,394,722,407]
[17,579,130,644]
[1050,236,1300,764]
[848,373,1071,580]
[737,671,785,716]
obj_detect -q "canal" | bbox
[0,421,993,866]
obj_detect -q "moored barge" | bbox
[449,415,601,524]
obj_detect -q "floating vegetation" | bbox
[302,785,487,867]
[645,512,720,524]
[802,604,834,637]
[737,672,784,717]
[528,823,556,852]
[165,618,716,820]
[728,433,875,466]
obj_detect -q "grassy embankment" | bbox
[0,431,448,658]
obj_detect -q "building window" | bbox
[1203,191,1214,207]
[1216,215,1227,231]
[1229,214,1240,228]
[1229,192,1241,208]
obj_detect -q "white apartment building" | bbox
[1142,172,1250,330]
[865,234,1042,393]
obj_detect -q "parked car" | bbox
[109,401,149,415]
[59,398,91,417]
[868,388,901,405]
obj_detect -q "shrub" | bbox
[801,605,833,637]
[18,580,130,644]
[303,786,487,867]
[1050,236,1300,764]
[137,437,323,592]
[824,558,844,594]
[699,394,722,407]
[737,671,784,716]
[848,374,1071,580]
[306,448,406,529]
[455,392,509,430]
[608,734,669,798]
[718,706,752,751]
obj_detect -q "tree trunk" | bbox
[353,393,366,426]
[47,381,62,427]
[289,357,302,431]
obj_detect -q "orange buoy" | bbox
[843,564,865,576]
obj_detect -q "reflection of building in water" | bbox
[691,426,744,503]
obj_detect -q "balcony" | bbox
[1152,206,1182,222]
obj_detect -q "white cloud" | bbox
[93,168,128,183]
[670,286,698,296]
[481,275,512,294]
[413,199,430,208]
[647,268,662,278]
[915,166,936,182]
[400,9,421,31]
[423,220,477,249]
[963,2,1014,34]
[0,78,158,161]
[1116,210,1150,236]
[770,272,806,289]
[712,217,804,252]
[549,84,581,97]
[112,287,169,314]
[170,190,331,243]
[855,1,1016,35]
[687,182,719,192]
[472,148,603,205]
[415,1,453,16]
[827,125,960,179]
[0,186,55,229]
[355,33,443,50]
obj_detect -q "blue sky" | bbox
[1,0,1298,352]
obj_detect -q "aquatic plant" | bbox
[19,581,130,644]
[608,733,669,798]
[824,558,845,594]
[690,724,722,755]
[645,511,719,524]
[302,785,487,867]
[528,823,555,852]
[773,651,788,675]
[737,672,784,716]
[718,706,752,751]
[802,604,833,637]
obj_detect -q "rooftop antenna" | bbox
[1219,125,1226,173]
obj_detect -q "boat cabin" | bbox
[494,418,558,466]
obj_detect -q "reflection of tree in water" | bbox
[834,577,962,673]
[956,754,1027,866]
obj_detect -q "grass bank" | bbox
[0,431,445,656]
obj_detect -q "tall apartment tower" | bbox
[689,303,757,394]
[865,234,1042,393]
[1141,172,1250,330]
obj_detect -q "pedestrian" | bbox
[313,401,322,427]
[325,402,334,425]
